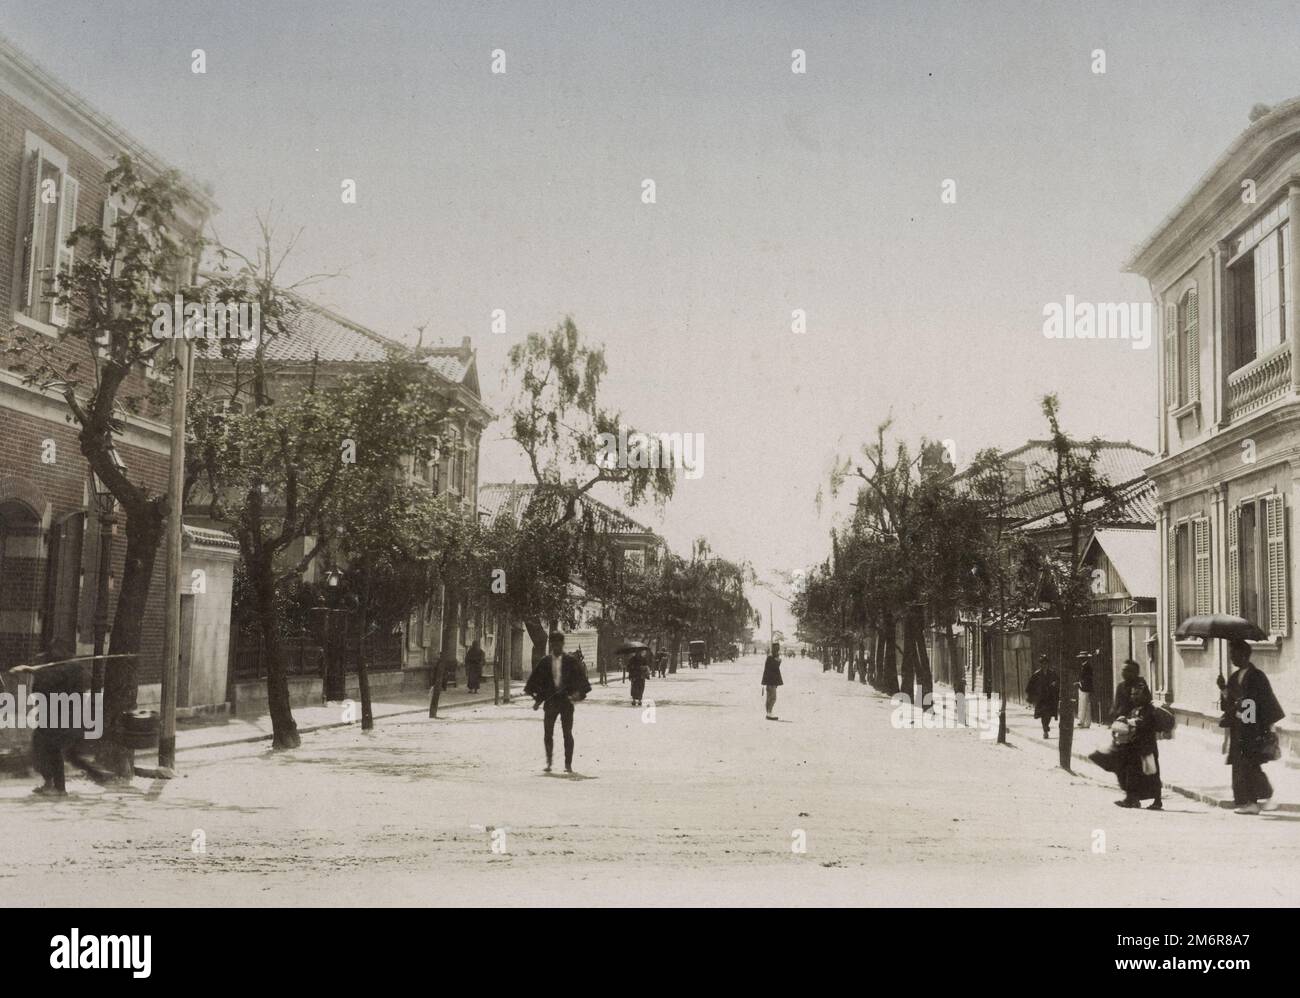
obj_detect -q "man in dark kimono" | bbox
[627,649,649,706]
[524,631,591,773]
[761,643,783,720]
[1024,655,1060,738]
[464,640,485,694]
[1110,659,1150,723]
[1113,681,1162,810]
[1220,640,1286,814]
[12,640,83,796]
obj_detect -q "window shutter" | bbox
[20,148,44,310]
[1185,290,1200,403]
[49,173,80,326]
[1265,494,1288,636]
[52,512,85,646]
[101,197,119,247]
[1194,516,1212,615]
[1227,505,1241,617]
[1168,524,1179,639]
[1164,303,1178,407]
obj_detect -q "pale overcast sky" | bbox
[5,0,1295,633]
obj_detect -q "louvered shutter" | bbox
[1168,524,1179,639]
[94,199,118,358]
[1265,494,1288,636]
[1194,517,1212,614]
[1185,290,1200,403]
[102,198,119,251]
[51,512,84,646]
[1227,505,1241,616]
[20,148,44,310]
[1164,303,1179,407]
[49,173,79,326]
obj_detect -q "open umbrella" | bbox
[1173,614,1267,642]
[616,640,649,655]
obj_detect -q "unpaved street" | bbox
[2,655,1297,906]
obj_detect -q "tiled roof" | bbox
[258,293,472,385]
[182,523,239,551]
[1016,475,1157,531]
[991,440,1154,521]
[479,483,656,537]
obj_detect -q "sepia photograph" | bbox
[0,0,1296,962]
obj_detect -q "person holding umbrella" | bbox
[761,642,783,720]
[1220,639,1286,814]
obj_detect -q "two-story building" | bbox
[0,33,233,729]
[192,293,493,710]
[1125,101,1300,745]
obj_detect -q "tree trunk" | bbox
[900,620,916,704]
[428,659,445,717]
[907,606,934,712]
[97,502,164,778]
[253,554,299,749]
[880,614,900,696]
[357,657,374,731]
[439,586,461,689]
[1057,607,1077,770]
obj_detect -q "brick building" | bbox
[0,34,219,709]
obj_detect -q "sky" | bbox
[5,0,1296,633]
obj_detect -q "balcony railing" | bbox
[1227,342,1293,422]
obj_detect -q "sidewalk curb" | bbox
[952,685,1300,813]
[174,692,502,754]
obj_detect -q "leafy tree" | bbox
[1025,394,1119,769]
[503,318,675,658]
[190,227,460,746]
[3,155,198,777]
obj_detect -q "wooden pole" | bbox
[158,336,190,774]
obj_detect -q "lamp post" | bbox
[320,568,345,706]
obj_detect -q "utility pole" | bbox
[158,336,190,774]
[997,542,1008,744]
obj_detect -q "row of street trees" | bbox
[794,396,1120,766]
[4,155,753,770]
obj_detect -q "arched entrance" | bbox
[0,495,45,670]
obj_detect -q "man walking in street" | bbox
[12,640,83,797]
[1220,639,1286,814]
[464,639,485,695]
[1025,654,1060,739]
[524,631,591,773]
[761,642,783,720]
[1076,652,1094,729]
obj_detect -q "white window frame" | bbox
[13,132,72,337]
